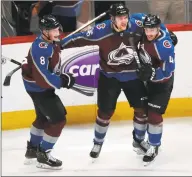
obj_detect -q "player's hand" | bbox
[136,64,156,81]
[60,73,75,89]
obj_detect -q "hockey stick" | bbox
[1,55,22,66]
[128,34,149,87]
[2,56,94,96]
[2,55,22,86]
[65,10,109,38]
[128,34,142,69]
[3,65,22,86]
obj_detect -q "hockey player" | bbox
[61,3,150,158]
[130,13,178,46]
[22,15,75,169]
[135,14,175,165]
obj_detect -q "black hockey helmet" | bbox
[108,3,129,17]
[143,14,161,28]
[39,14,63,32]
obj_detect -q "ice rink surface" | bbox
[2,117,192,176]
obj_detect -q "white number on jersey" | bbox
[40,56,45,65]
[169,56,174,63]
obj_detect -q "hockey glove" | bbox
[60,73,75,89]
[169,30,178,46]
[136,64,156,81]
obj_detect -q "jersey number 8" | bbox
[40,56,45,65]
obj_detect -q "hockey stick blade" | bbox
[3,76,12,86]
[3,65,22,86]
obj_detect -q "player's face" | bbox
[144,27,159,41]
[115,15,128,31]
[48,27,61,41]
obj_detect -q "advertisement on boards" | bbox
[60,46,100,96]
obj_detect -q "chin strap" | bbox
[42,30,60,42]
[42,30,51,41]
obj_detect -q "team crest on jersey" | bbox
[135,20,143,27]
[39,42,48,48]
[163,40,172,48]
[96,23,106,30]
[107,42,135,65]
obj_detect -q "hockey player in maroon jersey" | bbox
[135,14,175,165]
[22,15,75,169]
[61,3,150,159]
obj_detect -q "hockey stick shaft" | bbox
[9,59,22,66]
[1,55,22,66]
[65,11,109,38]
[128,36,142,69]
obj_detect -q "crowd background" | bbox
[2,0,192,37]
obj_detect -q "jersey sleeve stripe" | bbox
[152,72,173,82]
[154,43,162,60]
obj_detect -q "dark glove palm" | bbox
[60,73,75,89]
[136,64,156,81]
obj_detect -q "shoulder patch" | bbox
[39,42,48,49]
[96,23,106,30]
[163,40,172,48]
[135,20,143,27]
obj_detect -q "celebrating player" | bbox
[135,14,175,165]
[21,15,75,169]
[60,3,150,158]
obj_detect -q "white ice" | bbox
[2,117,192,176]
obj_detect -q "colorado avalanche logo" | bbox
[135,20,143,27]
[96,23,106,30]
[163,40,172,48]
[39,42,48,49]
[107,42,135,65]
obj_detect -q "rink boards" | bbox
[2,24,192,130]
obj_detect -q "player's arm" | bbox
[136,39,175,82]
[31,45,62,89]
[153,40,175,81]
[60,26,99,49]
[130,13,146,30]
[130,13,146,22]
